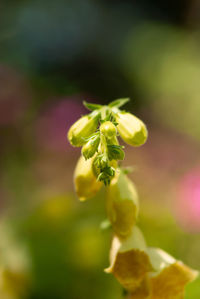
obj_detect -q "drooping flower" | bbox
[105,227,198,299]
[106,170,139,238]
[105,226,152,292]
[74,155,102,201]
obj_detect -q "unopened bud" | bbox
[107,145,125,161]
[100,121,117,139]
[68,112,99,147]
[74,156,102,201]
[82,134,100,160]
[116,112,148,147]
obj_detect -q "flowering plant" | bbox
[67,99,198,298]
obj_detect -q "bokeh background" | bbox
[0,0,200,298]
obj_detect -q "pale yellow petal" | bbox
[74,156,102,201]
[105,227,152,292]
[146,248,198,299]
[150,261,198,299]
[106,171,139,238]
[128,277,150,299]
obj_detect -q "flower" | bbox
[105,227,198,298]
[68,111,99,147]
[116,112,148,147]
[105,226,152,292]
[74,155,102,201]
[106,170,139,238]
[100,121,117,139]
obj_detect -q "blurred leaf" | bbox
[100,219,111,231]
[83,101,102,111]
[109,98,130,108]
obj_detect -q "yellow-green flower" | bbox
[116,112,148,147]
[68,112,99,147]
[106,170,139,238]
[74,155,102,201]
[100,121,117,139]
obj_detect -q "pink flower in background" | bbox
[175,167,200,233]
[35,98,87,152]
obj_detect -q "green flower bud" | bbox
[106,170,139,238]
[98,166,116,185]
[68,112,99,147]
[74,156,102,201]
[116,112,148,147]
[100,121,117,139]
[107,145,125,161]
[82,134,100,160]
[93,156,118,179]
[93,154,108,172]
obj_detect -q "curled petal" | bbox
[105,227,152,292]
[129,248,198,299]
[147,248,198,299]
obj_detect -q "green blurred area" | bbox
[0,0,200,298]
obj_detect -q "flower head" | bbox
[116,112,148,147]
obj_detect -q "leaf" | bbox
[81,131,100,142]
[83,101,102,111]
[109,98,130,109]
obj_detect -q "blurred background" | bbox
[0,0,200,298]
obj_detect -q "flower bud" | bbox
[81,134,100,160]
[116,112,148,147]
[107,145,125,161]
[97,166,115,186]
[68,112,99,147]
[106,170,139,238]
[100,121,117,139]
[93,156,118,179]
[74,156,102,201]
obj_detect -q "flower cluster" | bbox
[68,98,147,186]
[67,99,198,298]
